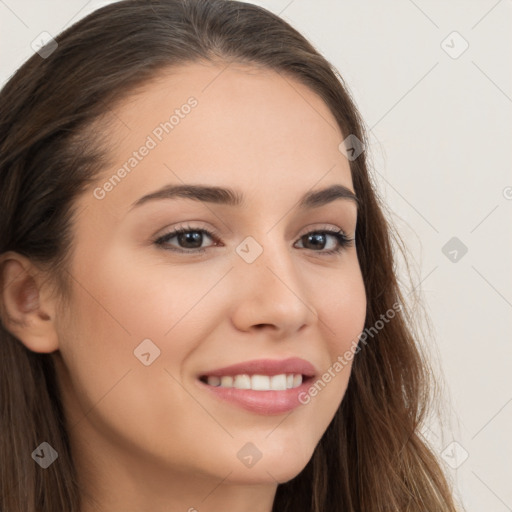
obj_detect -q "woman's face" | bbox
[54,61,366,490]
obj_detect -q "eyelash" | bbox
[153,224,355,256]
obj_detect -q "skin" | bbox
[0,61,366,512]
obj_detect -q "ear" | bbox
[0,251,59,353]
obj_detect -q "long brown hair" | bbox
[0,1,460,510]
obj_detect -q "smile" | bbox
[200,373,303,390]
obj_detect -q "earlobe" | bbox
[0,253,59,353]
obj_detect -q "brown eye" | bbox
[174,230,205,249]
[300,232,329,250]
[154,227,219,253]
[295,229,354,255]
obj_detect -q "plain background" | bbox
[1,1,511,510]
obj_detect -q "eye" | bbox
[153,224,220,254]
[153,225,354,255]
[294,228,354,255]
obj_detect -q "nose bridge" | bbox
[237,231,296,293]
[231,230,317,332]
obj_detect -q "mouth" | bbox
[195,357,317,415]
[198,373,313,390]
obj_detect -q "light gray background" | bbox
[1,1,511,510]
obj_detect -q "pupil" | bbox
[306,233,325,249]
[179,231,202,248]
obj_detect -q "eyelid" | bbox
[296,223,348,237]
[153,222,354,256]
[153,222,221,243]
[153,222,350,242]
[152,223,226,258]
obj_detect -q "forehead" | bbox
[85,61,353,212]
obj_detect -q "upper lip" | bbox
[199,357,316,378]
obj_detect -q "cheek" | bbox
[291,260,366,433]
[64,240,227,348]
[316,261,367,354]
[55,251,233,472]
[56,244,231,419]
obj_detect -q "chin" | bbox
[226,448,314,485]
[225,463,308,485]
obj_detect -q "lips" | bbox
[195,357,317,414]
[198,357,317,379]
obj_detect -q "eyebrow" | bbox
[129,183,358,211]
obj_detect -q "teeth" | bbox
[205,373,303,390]
[233,374,251,389]
[270,374,287,390]
[251,375,269,390]
[207,375,221,387]
[220,376,233,387]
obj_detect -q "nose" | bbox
[230,237,318,338]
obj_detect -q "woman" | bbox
[0,0,461,510]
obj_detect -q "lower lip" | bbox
[196,378,312,415]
